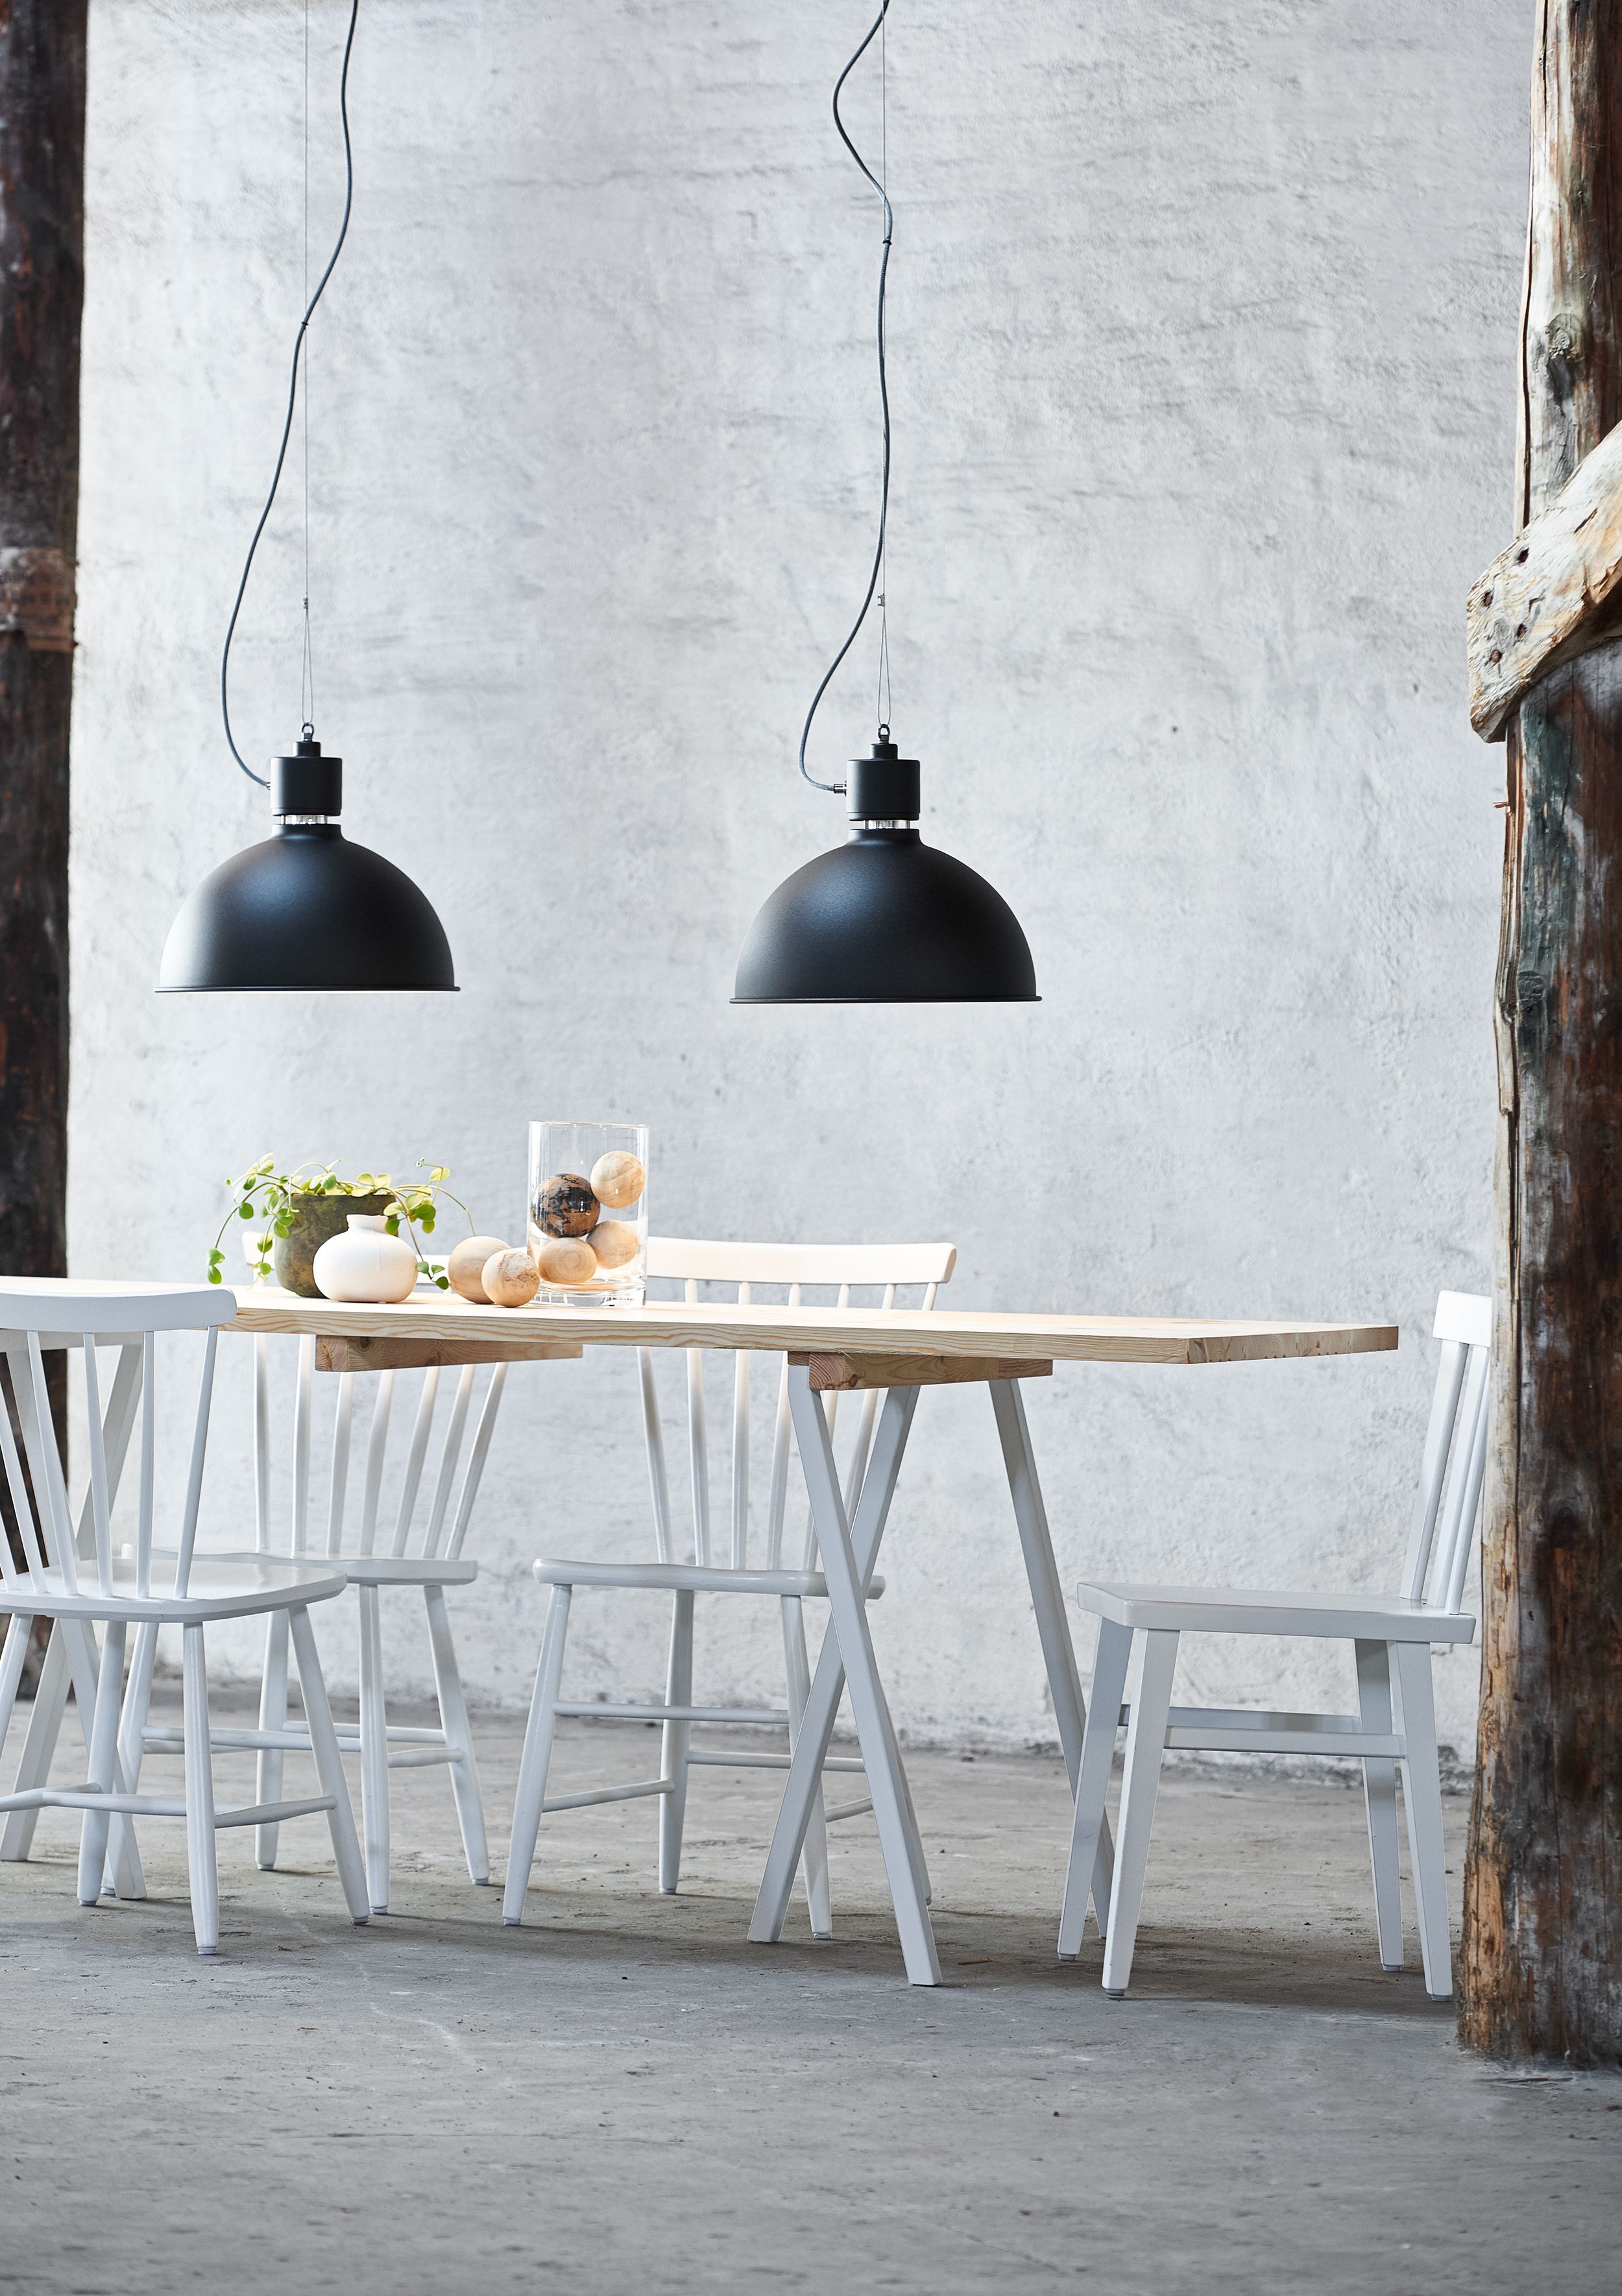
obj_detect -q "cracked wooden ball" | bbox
[537,1171,600,1236]
[482,1247,540,1308]
[447,1235,511,1304]
[589,1151,645,1211]
[537,1235,597,1288]
[588,1220,639,1270]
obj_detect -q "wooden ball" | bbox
[538,1235,596,1288]
[537,1171,600,1236]
[590,1150,645,1210]
[483,1248,540,1308]
[447,1235,510,1304]
[588,1220,639,1270]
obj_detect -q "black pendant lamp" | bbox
[732,3,1035,1006]
[158,1,455,994]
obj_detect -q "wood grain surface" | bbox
[1468,418,1622,739]
[0,2,86,1602]
[1467,0,1622,2068]
[226,1288,1397,1369]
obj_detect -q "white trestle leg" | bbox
[503,1584,572,1925]
[1057,1617,1133,1960]
[1100,1630,1179,1998]
[749,1377,923,1956]
[782,1375,938,1985]
[505,1241,962,1955]
[780,1593,833,1938]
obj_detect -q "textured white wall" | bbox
[71,1,1525,1761]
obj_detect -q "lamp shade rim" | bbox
[732,832,1037,1004]
[156,982,461,995]
[730,993,1041,1006]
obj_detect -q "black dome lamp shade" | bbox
[158,740,455,993]
[732,3,1036,1006]
[159,1,455,995]
[733,738,1035,1003]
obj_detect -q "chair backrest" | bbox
[250,1335,507,1564]
[1399,1290,1492,1614]
[638,1237,957,1571]
[0,1279,236,1601]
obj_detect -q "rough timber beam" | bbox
[1467,418,1622,740]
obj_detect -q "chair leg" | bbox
[0,1614,35,1773]
[659,1589,694,1895]
[780,1596,834,1936]
[1392,1640,1453,2000]
[288,1602,370,1925]
[106,1619,160,1900]
[255,1608,291,1872]
[1355,1637,1403,1970]
[1058,1618,1133,1959]
[1,1619,69,1861]
[504,1584,572,1925]
[61,1617,145,1902]
[423,1584,489,1887]
[77,1621,127,1907]
[1101,1629,1178,1997]
[182,1624,220,1957]
[356,1584,391,1914]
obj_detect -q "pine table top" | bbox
[224,1287,1398,1371]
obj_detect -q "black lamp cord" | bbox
[799,0,893,797]
[219,0,359,790]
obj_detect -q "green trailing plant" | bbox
[208,1159,472,1288]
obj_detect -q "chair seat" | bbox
[0,1551,349,1625]
[532,1557,885,1599]
[1076,1578,1475,1644]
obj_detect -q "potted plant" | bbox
[208,1159,472,1299]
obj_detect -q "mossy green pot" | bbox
[272,1192,394,1299]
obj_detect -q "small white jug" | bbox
[312,1213,419,1305]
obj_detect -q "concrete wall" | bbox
[70,1,1527,1759]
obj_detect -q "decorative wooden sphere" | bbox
[538,1235,596,1288]
[537,1171,600,1236]
[590,1151,646,1210]
[447,1235,510,1304]
[588,1219,639,1270]
[483,1247,540,1308]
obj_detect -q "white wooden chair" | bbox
[205,1334,510,1915]
[1058,1290,1490,2000]
[0,1278,368,1955]
[503,1237,956,1935]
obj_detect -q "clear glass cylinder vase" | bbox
[527,1120,649,1308]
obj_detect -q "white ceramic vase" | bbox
[312,1213,419,1305]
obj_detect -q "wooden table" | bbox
[228,1290,1397,1985]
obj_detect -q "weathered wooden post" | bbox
[0,1,85,1566]
[1464,0,1622,2066]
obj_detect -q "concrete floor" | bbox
[2,1692,1617,2295]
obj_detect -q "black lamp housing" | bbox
[157,740,456,993]
[732,738,1037,1004]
